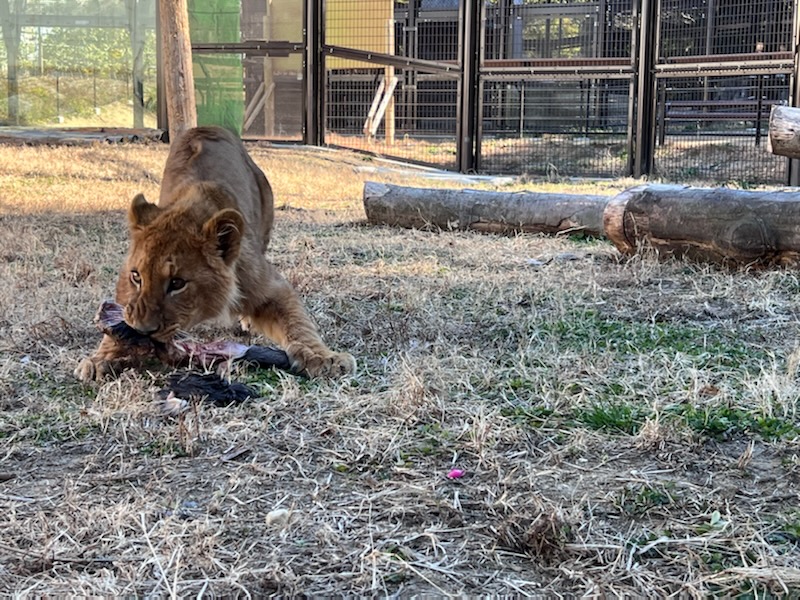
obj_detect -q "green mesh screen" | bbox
[188,0,243,134]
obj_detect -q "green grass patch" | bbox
[616,483,675,515]
[500,404,556,428]
[499,394,799,442]
[2,409,97,445]
[575,402,648,435]
[666,404,800,441]
[138,437,191,458]
[541,309,763,367]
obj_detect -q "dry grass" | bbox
[1,139,799,596]
[327,132,786,184]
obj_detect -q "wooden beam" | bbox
[363,78,386,137]
[369,76,398,137]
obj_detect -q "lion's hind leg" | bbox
[247,277,355,378]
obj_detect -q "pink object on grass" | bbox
[446,468,465,479]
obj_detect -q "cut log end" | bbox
[602,185,641,254]
[769,105,800,159]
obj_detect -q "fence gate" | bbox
[321,0,463,172]
[1,0,798,182]
[476,0,637,179]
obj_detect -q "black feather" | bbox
[240,345,294,372]
[158,372,256,407]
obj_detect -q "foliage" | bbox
[1,0,155,76]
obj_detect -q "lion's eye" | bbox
[168,277,186,293]
[130,270,141,286]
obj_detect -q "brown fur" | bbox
[75,126,355,381]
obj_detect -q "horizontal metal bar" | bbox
[663,51,792,64]
[484,58,631,69]
[192,41,304,57]
[486,3,600,16]
[322,45,461,76]
[482,66,633,77]
[655,59,794,77]
[665,112,767,120]
[481,57,633,78]
[482,72,633,81]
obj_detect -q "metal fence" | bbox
[2,0,798,183]
[652,0,796,183]
[318,0,800,184]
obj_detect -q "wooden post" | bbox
[159,0,197,141]
[385,18,395,145]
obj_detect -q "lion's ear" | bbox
[204,209,244,265]
[128,193,161,230]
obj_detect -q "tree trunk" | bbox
[603,184,800,265]
[127,0,146,128]
[0,0,25,125]
[363,181,609,237]
[159,0,197,141]
[768,105,800,158]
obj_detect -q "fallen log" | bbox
[363,181,609,237]
[603,184,800,265]
[768,105,800,158]
[365,181,800,266]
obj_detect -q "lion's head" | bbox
[118,190,245,342]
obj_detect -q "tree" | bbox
[0,0,27,124]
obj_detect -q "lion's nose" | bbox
[124,306,160,336]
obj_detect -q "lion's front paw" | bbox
[286,344,356,378]
[74,356,120,382]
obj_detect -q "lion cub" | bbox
[75,126,355,381]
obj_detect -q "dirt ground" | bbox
[0,140,799,596]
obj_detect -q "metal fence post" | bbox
[304,0,324,146]
[457,0,480,173]
[789,0,800,186]
[633,0,658,177]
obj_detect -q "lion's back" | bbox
[158,127,274,249]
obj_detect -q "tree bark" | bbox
[159,0,197,141]
[363,181,609,237]
[603,184,800,266]
[768,105,800,158]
